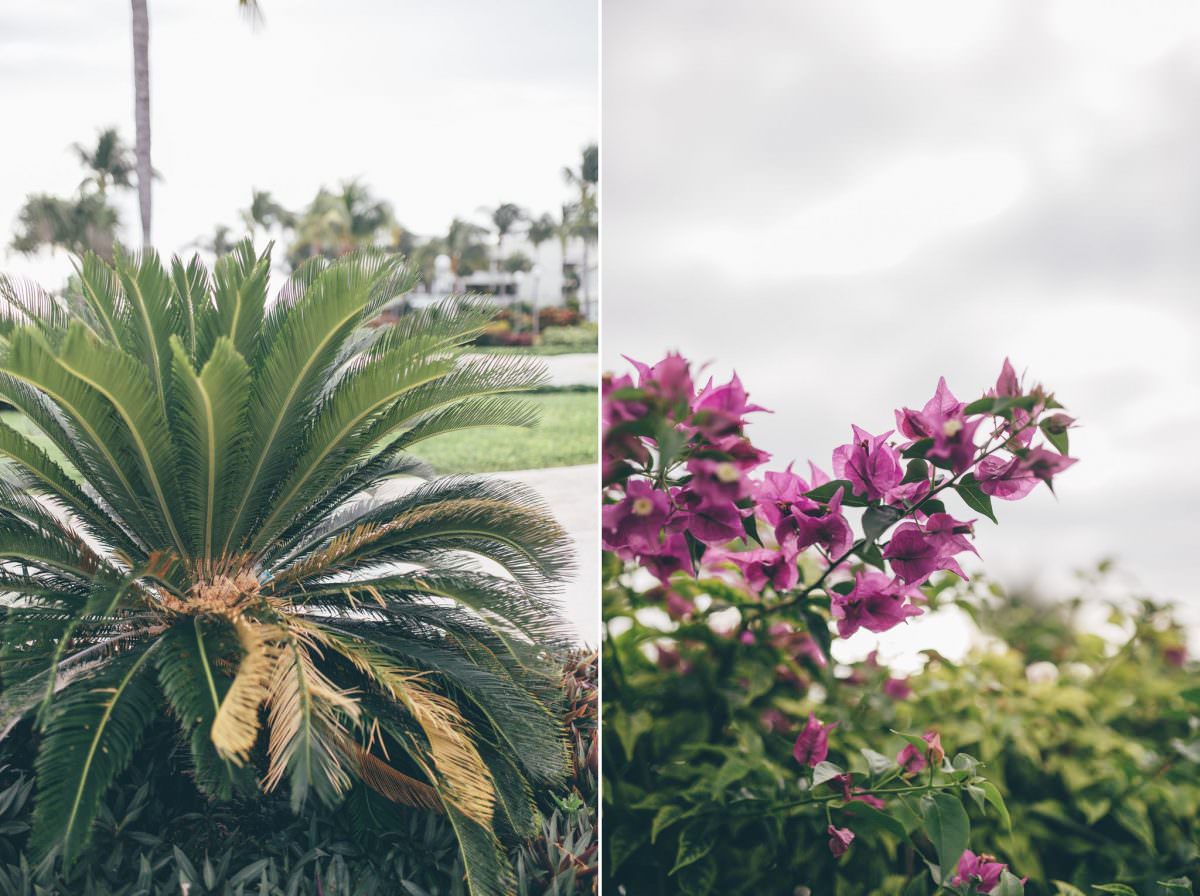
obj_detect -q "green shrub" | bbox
[540,325,597,350]
[602,566,1199,895]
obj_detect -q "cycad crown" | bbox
[0,242,572,895]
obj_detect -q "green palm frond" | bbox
[0,243,572,892]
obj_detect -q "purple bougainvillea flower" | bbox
[691,372,768,437]
[883,521,972,584]
[827,825,855,858]
[624,352,694,408]
[830,571,923,638]
[781,488,855,559]
[897,730,943,775]
[793,713,836,767]
[952,850,1012,893]
[674,489,746,545]
[709,433,772,471]
[664,591,695,621]
[601,480,671,554]
[1020,446,1078,488]
[851,793,887,810]
[730,548,800,593]
[975,454,1038,500]
[640,532,694,584]
[994,357,1022,397]
[756,466,810,527]
[686,457,751,505]
[770,625,828,669]
[832,425,903,501]
[883,677,912,700]
[895,377,966,443]
[926,412,983,474]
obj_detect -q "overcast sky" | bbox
[603,0,1200,643]
[1,0,597,283]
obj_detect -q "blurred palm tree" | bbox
[484,203,527,298]
[71,129,136,197]
[11,193,120,261]
[240,189,295,241]
[130,0,261,246]
[190,223,239,257]
[561,144,598,319]
[286,180,394,268]
[444,218,489,292]
[526,213,557,258]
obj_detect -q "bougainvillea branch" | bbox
[601,352,1078,892]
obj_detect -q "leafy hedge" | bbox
[603,566,1199,895]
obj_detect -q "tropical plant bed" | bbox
[472,345,597,357]
[0,649,598,895]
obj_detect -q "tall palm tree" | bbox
[130,0,262,246]
[0,245,570,893]
[71,129,136,197]
[562,144,598,319]
[131,0,151,246]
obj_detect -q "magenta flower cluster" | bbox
[603,354,1076,641]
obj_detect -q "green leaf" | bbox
[1053,883,1088,896]
[840,800,908,840]
[671,826,715,874]
[1158,880,1193,894]
[1092,885,1139,896]
[813,760,845,788]
[921,792,970,878]
[652,805,685,843]
[993,870,1026,896]
[1040,418,1070,454]
[956,474,998,524]
[977,780,1012,833]
[861,748,895,776]
[805,479,869,507]
[863,504,906,543]
[30,641,162,866]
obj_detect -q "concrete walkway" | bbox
[464,352,598,389]
[492,464,598,645]
[371,464,598,645]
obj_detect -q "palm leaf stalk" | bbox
[0,242,573,894]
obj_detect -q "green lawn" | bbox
[0,390,597,478]
[413,390,598,473]
[473,343,596,356]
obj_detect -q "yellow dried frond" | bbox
[323,637,495,825]
[261,639,360,796]
[340,736,443,812]
[210,618,282,763]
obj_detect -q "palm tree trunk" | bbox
[581,238,592,320]
[131,0,152,247]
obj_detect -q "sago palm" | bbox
[0,242,573,894]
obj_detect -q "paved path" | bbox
[492,464,598,645]
[464,352,597,388]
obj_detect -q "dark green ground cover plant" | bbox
[0,243,578,894]
[0,649,598,895]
